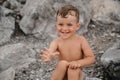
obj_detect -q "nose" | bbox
[62,26,68,31]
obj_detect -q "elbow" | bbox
[88,55,95,65]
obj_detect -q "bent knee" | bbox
[51,77,57,80]
[68,68,83,80]
[68,68,81,74]
[57,60,69,67]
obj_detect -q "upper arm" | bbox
[81,36,94,57]
[49,39,58,53]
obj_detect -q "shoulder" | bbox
[78,35,89,46]
[53,38,60,42]
[51,38,60,45]
[78,35,87,42]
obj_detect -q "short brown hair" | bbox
[57,5,79,22]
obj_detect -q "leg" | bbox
[67,68,83,80]
[51,60,69,80]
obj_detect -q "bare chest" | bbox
[58,41,82,61]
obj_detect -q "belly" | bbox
[59,52,82,62]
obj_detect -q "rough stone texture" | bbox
[0,67,15,80]
[20,0,55,37]
[101,41,120,79]
[10,0,22,10]
[101,42,120,66]
[0,0,7,5]
[0,7,15,45]
[90,0,120,27]
[86,77,102,80]
[0,43,36,69]
[16,0,26,4]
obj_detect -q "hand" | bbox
[68,61,81,69]
[40,47,59,62]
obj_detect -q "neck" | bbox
[60,34,77,41]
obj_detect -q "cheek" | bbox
[57,27,61,32]
[69,28,76,32]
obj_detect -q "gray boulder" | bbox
[90,0,120,26]
[3,0,22,11]
[0,67,15,80]
[101,41,120,79]
[0,7,15,45]
[0,43,36,69]
[20,0,55,36]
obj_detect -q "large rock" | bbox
[90,0,120,26]
[0,67,15,80]
[0,7,15,45]
[0,0,7,4]
[0,43,36,69]
[101,41,120,79]
[20,0,55,36]
[20,0,92,39]
[3,0,22,11]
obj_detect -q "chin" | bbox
[61,36,70,39]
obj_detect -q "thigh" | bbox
[63,71,68,80]
[67,68,83,80]
[51,60,69,80]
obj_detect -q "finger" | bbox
[44,47,49,52]
[41,55,50,62]
[41,56,46,61]
[72,64,76,69]
[69,65,72,69]
[41,50,48,55]
[72,66,76,69]
[65,62,69,68]
[40,50,44,54]
[69,64,74,69]
[41,50,47,54]
[72,64,75,69]
[76,64,79,68]
[40,54,48,59]
[41,56,49,62]
[43,59,51,62]
[75,64,78,69]
[68,64,71,68]
[78,64,81,68]
[69,63,72,68]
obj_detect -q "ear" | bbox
[76,23,80,30]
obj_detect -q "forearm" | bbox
[49,51,59,59]
[77,56,95,68]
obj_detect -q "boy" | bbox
[40,5,95,80]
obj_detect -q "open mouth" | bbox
[61,31,70,34]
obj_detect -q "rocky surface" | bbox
[101,42,120,80]
[0,0,120,80]
[0,6,15,45]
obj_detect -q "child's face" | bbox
[56,15,80,39]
